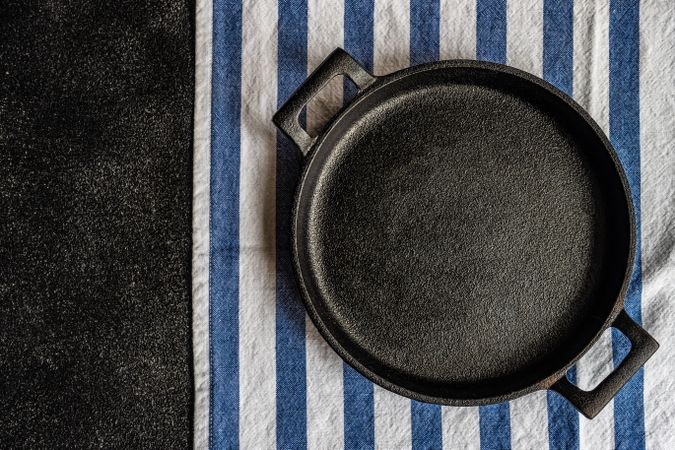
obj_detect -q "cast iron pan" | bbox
[273,48,658,418]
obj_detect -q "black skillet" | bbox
[273,48,658,418]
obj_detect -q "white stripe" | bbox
[573,0,610,131]
[306,1,345,448]
[510,392,548,450]
[372,1,411,446]
[193,0,212,447]
[504,5,548,447]
[576,330,614,450]
[239,0,278,447]
[373,0,410,75]
[372,2,412,447]
[506,0,543,76]
[439,3,481,449]
[640,1,675,449]
[439,0,476,60]
[307,0,345,138]
[572,2,614,447]
[306,323,345,450]
[373,388,411,449]
[442,407,481,450]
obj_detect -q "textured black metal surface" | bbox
[0,1,193,447]
[289,59,638,407]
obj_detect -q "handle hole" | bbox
[342,76,359,104]
[306,74,349,138]
[573,327,631,391]
[611,325,633,368]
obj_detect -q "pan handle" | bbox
[272,48,376,155]
[550,309,658,419]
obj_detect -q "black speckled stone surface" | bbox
[0,1,193,448]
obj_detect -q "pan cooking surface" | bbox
[295,68,631,399]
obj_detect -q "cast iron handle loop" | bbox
[272,48,376,155]
[550,309,658,419]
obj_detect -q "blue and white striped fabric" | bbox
[193,0,675,448]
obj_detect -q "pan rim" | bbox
[290,59,635,405]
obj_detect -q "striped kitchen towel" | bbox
[193,0,674,448]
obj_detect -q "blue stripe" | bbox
[344,0,374,100]
[411,401,442,450]
[409,2,443,447]
[209,0,242,448]
[479,404,511,450]
[343,365,375,450]
[410,0,440,65]
[476,1,510,448]
[342,2,375,449]
[609,1,645,449]
[276,1,308,448]
[542,1,579,448]
[476,0,506,64]
[543,0,574,96]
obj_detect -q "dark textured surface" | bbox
[0,1,193,448]
[292,63,633,404]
